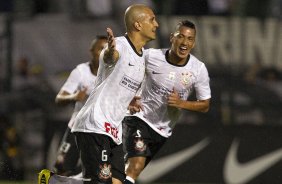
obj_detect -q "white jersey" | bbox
[132,49,211,138]
[71,36,146,144]
[60,62,97,128]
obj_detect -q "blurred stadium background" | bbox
[0,0,281,184]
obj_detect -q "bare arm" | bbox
[103,28,119,64]
[167,89,210,113]
[55,88,88,105]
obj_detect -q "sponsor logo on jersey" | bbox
[120,75,141,92]
[104,122,118,139]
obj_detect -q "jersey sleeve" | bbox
[99,38,123,66]
[115,38,124,54]
[195,64,211,100]
[60,68,81,94]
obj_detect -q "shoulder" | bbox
[115,36,127,45]
[76,62,89,70]
[145,48,165,55]
[189,54,206,68]
[145,48,166,60]
[75,62,90,74]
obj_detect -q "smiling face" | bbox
[170,24,196,62]
[125,5,159,43]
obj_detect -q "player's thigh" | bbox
[62,131,80,169]
[122,116,150,157]
[111,143,126,182]
[75,132,112,182]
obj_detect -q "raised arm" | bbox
[103,28,119,64]
[55,88,88,105]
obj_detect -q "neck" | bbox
[126,32,147,54]
[90,62,98,75]
[168,50,188,66]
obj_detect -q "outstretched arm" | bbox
[167,89,210,113]
[55,88,88,105]
[103,28,119,64]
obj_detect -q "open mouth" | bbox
[179,46,188,54]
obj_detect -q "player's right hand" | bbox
[128,96,143,115]
[75,87,88,101]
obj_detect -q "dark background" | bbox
[0,0,281,183]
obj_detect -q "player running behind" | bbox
[53,36,107,176]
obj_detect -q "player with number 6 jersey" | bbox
[71,4,159,184]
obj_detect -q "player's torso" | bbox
[69,62,97,128]
[74,37,146,144]
[138,49,199,137]
[76,62,97,94]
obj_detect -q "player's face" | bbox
[139,9,159,41]
[90,39,107,67]
[170,26,196,59]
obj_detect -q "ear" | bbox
[191,41,196,49]
[134,22,142,31]
[169,33,174,43]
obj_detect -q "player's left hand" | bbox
[128,96,143,115]
[167,88,182,108]
[106,28,116,52]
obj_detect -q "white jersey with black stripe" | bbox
[132,48,211,138]
[60,62,97,129]
[72,36,146,145]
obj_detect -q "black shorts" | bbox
[122,116,167,166]
[74,132,125,184]
[54,127,80,175]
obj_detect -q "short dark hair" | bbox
[175,20,196,32]
[95,35,107,40]
[90,35,107,50]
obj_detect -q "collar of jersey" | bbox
[125,34,143,57]
[165,49,190,67]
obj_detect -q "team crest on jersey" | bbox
[181,72,193,86]
[134,138,146,152]
[98,163,112,180]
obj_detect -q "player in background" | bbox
[71,4,159,184]
[122,20,211,184]
[53,35,107,176]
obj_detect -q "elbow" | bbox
[200,103,210,113]
[55,96,63,105]
[201,106,209,113]
[55,97,60,104]
[200,99,210,113]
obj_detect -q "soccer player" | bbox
[71,4,159,184]
[53,36,108,176]
[122,20,211,184]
